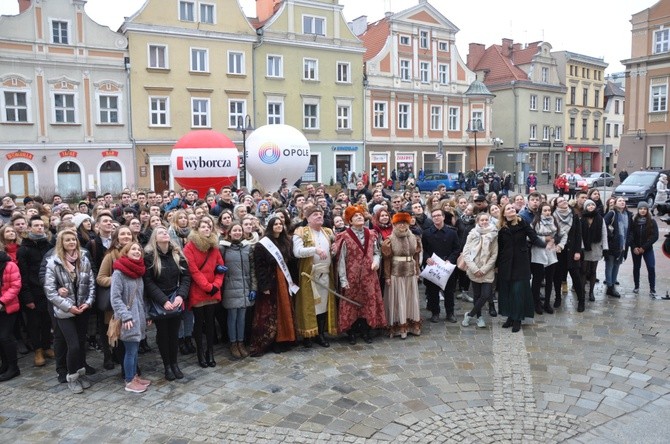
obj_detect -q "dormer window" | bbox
[51,20,69,44]
[303,15,325,36]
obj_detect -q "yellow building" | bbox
[122,0,256,193]
[250,0,365,187]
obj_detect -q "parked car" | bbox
[416,172,460,192]
[553,173,588,193]
[583,172,615,188]
[613,169,670,206]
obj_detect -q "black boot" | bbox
[0,363,20,382]
[103,345,114,370]
[179,338,188,355]
[302,338,313,348]
[553,295,562,309]
[347,331,356,345]
[502,318,513,328]
[206,345,216,367]
[195,337,207,368]
[607,286,621,298]
[164,364,176,381]
[361,322,373,344]
[512,320,521,333]
[543,301,554,314]
[315,314,330,348]
[171,363,184,379]
[184,336,196,354]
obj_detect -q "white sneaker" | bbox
[650,291,657,299]
[461,313,472,327]
[463,293,474,303]
[439,290,445,302]
[477,317,486,328]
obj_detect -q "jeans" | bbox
[632,249,656,292]
[227,308,247,342]
[56,311,89,374]
[178,310,194,339]
[155,316,181,366]
[122,340,139,383]
[605,254,624,287]
[468,282,493,318]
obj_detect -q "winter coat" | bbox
[96,248,122,288]
[220,240,256,309]
[560,212,584,270]
[183,231,224,308]
[43,252,96,319]
[0,251,21,314]
[631,216,659,252]
[604,209,633,258]
[17,236,54,306]
[143,245,191,308]
[462,226,498,283]
[110,269,146,342]
[496,218,546,282]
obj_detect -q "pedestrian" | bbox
[652,174,668,215]
[461,212,498,328]
[0,247,21,382]
[44,229,95,393]
[143,226,191,381]
[110,241,151,394]
[530,204,566,314]
[496,204,546,333]
[630,202,658,297]
[603,197,633,298]
[580,199,608,303]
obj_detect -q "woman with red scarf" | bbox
[111,242,151,394]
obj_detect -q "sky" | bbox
[0,0,659,73]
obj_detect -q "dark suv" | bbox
[613,169,670,206]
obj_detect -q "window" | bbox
[51,20,69,44]
[179,1,195,21]
[3,92,28,122]
[614,100,620,114]
[373,102,387,129]
[569,117,575,138]
[529,124,537,140]
[228,100,245,128]
[149,97,169,126]
[471,111,483,126]
[582,88,588,106]
[303,58,318,80]
[420,61,431,83]
[530,95,537,110]
[655,29,670,54]
[593,119,599,139]
[606,123,611,138]
[267,101,282,124]
[200,3,215,24]
[419,31,429,49]
[53,93,75,123]
[594,90,600,108]
[541,67,548,83]
[614,124,619,137]
[337,105,351,130]
[542,125,550,141]
[228,51,244,75]
[398,103,411,129]
[400,59,411,81]
[543,96,550,112]
[191,98,209,127]
[582,118,588,139]
[98,95,119,124]
[303,103,319,129]
[400,35,410,45]
[448,107,460,131]
[303,15,325,36]
[430,105,442,131]
[267,55,282,78]
[191,48,208,72]
[651,84,667,112]
[650,146,665,168]
[570,87,576,105]
[149,45,167,69]
[438,64,449,85]
[337,62,350,83]
[555,126,562,141]
[555,97,562,112]
[438,41,449,51]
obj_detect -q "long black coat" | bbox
[563,213,584,270]
[496,218,545,282]
[17,236,54,306]
[143,247,191,307]
[604,210,633,258]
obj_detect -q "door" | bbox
[153,165,170,194]
[8,162,35,198]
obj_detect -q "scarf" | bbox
[534,216,557,237]
[468,224,497,266]
[113,255,146,279]
[28,232,47,241]
[177,227,190,238]
[554,207,573,229]
[63,250,79,273]
[580,209,602,251]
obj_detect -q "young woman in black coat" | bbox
[552,198,585,312]
[630,202,659,297]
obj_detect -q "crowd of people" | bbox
[0,176,660,394]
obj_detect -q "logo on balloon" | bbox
[259,142,281,164]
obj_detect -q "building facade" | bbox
[552,51,608,175]
[619,0,670,172]
[356,0,492,183]
[467,39,566,187]
[603,81,625,174]
[0,0,132,199]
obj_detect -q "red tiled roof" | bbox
[360,17,390,61]
[468,42,542,85]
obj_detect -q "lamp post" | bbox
[236,115,253,188]
[467,118,484,171]
[547,127,555,185]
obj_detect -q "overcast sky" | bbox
[0,0,659,73]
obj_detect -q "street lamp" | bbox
[236,115,253,188]
[467,119,484,171]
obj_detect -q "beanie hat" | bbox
[583,199,596,210]
[258,199,270,209]
[72,213,92,229]
[637,201,649,210]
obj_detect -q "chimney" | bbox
[513,43,522,52]
[501,38,513,56]
[349,15,368,36]
[256,0,281,23]
[467,43,486,69]
[18,0,31,13]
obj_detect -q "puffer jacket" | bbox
[220,240,255,310]
[0,251,21,314]
[110,269,146,342]
[183,230,224,308]
[44,251,96,319]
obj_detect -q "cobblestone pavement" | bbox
[1,235,669,443]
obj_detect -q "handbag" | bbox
[147,290,183,320]
[106,285,139,347]
[456,253,467,271]
[606,211,615,235]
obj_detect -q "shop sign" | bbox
[139,166,148,177]
[396,154,414,162]
[6,151,34,160]
[332,145,358,151]
[59,149,78,158]
[102,150,119,157]
[370,154,388,163]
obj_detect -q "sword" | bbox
[300,272,362,307]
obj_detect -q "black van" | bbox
[613,169,670,206]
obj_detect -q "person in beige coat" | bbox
[461,213,498,328]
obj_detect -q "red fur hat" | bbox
[391,212,412,225]
[343,204,366,224]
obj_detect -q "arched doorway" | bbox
[8,162,36,198]
[99,160,123,194]
[57,161,82,198]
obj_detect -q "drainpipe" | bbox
[124,56,137,191]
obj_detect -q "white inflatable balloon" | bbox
[245,124,311,191]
